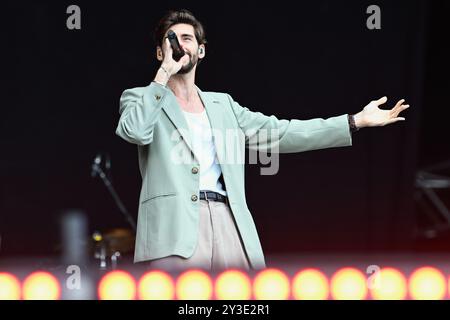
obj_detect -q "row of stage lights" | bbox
[0,266,449,300]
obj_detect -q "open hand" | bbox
[354,97,410,128]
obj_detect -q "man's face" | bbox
[161,23,205,74]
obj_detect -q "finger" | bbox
[390,99,405,113]
[389,99,405,116]
[164,38,173,54]
[398,104,410,113]
[394,99,406,109]
[385,117,406,125]
[391,104,410,117]
[375,96,388,106]
[178,54,190,65]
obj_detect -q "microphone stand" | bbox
[91,155,137,232]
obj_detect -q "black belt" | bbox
[199,190,228,203]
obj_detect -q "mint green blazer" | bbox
[116,82,352,269]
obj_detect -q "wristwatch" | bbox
[348,114,359,133]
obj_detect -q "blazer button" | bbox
[191,195,198,202]
[191,167,199,174]
[155,94,161,101]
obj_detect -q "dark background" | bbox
[2,0,449,260]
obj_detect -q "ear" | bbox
[198,44,206,59]
[156,46,163,62]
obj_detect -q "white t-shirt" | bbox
[182,109,227,196]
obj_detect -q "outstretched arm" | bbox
[227,94,352,153]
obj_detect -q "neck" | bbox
[167,68,197,103]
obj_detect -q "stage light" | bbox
[253,268,290,300]
[409,267,446,300]
[448,276,450,299]
[176,270,213,300]
[0,273,21,300]
[215,269,252,300]
[370,267,407,300]
[292,268,329,300]
[138,270,175,300]
[330,268,367,300]
[22,271,61,300]
[98,270,136,300]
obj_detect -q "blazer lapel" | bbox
[162,92,195,153]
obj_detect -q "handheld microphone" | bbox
[167,30,186,62]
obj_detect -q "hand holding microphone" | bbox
[159,30,190,77]
[167,30,185,62]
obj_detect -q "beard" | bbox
[176,51,199,75]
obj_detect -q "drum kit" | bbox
[91,228,135,270]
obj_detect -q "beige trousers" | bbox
[147,199,251,272]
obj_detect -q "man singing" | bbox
[116,9,409,272]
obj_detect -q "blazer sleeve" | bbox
[116,82,171,145]
[226,93,353,153]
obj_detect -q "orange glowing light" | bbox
[138,270,175,300]
[0,273,21,300]
[253,268,290,300]
[176,270,213,300]
[98,270,136,300]
[22,271,60,300]
[215,269,252,300]
[330,268,368,300]
[370,267,407,300]
[292,268,329,300]
[409,267,446,300]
